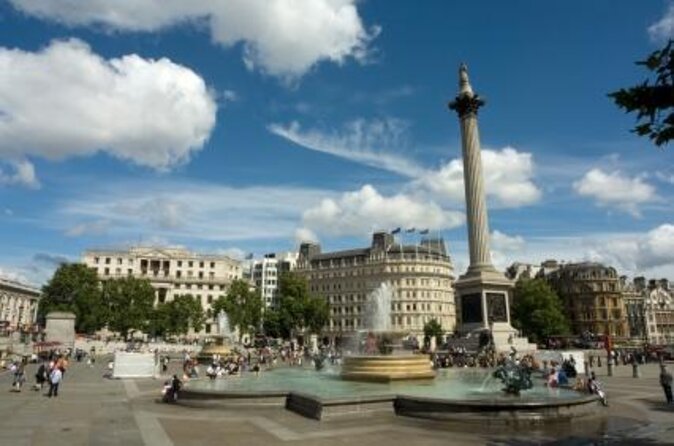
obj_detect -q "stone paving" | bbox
[0,358,672,445]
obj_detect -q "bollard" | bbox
[632,362,640,378]
[584,361,589,377]
[598,356,602,367]
[607,357,613,377]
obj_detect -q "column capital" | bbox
[449,94,485,118]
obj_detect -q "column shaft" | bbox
[459,114,493,270]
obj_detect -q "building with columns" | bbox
[82,247,242,335]
[295,232,456,343]
[0,277,41,333]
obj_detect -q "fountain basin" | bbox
[341,355,435,382]
[178,367,604,424]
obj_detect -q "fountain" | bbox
[198,311,234,363]
[340,282,435,382]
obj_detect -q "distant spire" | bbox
[458,63,474,97]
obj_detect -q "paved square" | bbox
[1,359,672,445]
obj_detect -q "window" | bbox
[104,268,110,275]
[210,262,215,268]
[199,261,204,268]
[188,261,193,267]
[207,295,213,304]
[94,257,99,264]
[176,271,182,278]
[199,272,204,279]
[105,258,110,264]
[117,258,122,265]
[177,261,182,267]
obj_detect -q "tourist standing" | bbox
[660,365,673,405]
[48,366,62,398]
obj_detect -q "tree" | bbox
[40,263,106,334]
[277,272,328,337]
[101,277,155,339]
[212,279,262,341]
[262,308,289,339]
[423,318,445,345]
[609,40,674,147]
[511,278,570,343]
[150,294,205,338]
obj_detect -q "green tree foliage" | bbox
[423,318,445,344]
[40,263,106,334]
[609,40,674,147]
[511,278,570,343]
[261,308,289,339]
[277,272,329,336]
[150,294,205,337]
[101,277,155,339]
[212,279,262,341]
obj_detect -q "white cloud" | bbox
[418,147,541,208]
[648,3,674,42]
[0,159,39,188]
[0,38,216,175]
[271,120,542,208]
[65,219,110,237]
[491,230,525,253]
[56,180,335,242]
[589,224,674,274]
[9,0,377,79]
[216,247,247,260]
[573,168,657,217]
[301,184,464,237]
[269,119,422,177]
[295,227,319,244]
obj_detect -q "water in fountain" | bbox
[366,282,393,331]
[217,310,232,338]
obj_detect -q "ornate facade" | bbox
[544,262,629,337]
[296,232,456,341]
[82,247,242,335]
[0,277,41,332]
[624,277,673,345]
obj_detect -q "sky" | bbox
[0,0,672,286]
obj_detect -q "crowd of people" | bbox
[8,350,70,397]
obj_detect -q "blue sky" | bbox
[0,0,672,285]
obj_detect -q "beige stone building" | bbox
[82,247,242,335]
[0,277,41,332]
[296,232,456,342]
[629,278,673,345]
[544,262,629,338]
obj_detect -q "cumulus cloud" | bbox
[588,224,674,274]
[295,227,319,244]
[9,0,377,78]
[301,184,464,237]
[418,147,541,207]
[573,169,657,217]
[491,230,526,253]
[0,159,39,188]
[271,120,541,208]
[0,38,216,177]
[648,3,674,42]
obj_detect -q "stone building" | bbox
[251,252,298,310]
[0,277,41,332]
[544,262,629,337]
[621,276,647,341]
[296,232,456,343]
[82,247,242,336]
[638,278,673,345]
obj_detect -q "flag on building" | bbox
[406,228,416,233]
[391,227,401,234]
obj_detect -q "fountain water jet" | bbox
[341,282,435,382]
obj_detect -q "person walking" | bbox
[48,366,63,398]
[660,365,673,405]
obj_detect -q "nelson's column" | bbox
[449,64,534,351]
